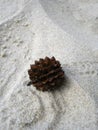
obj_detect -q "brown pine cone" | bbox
[28,56,65,91]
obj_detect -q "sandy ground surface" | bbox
[0,0,98,130]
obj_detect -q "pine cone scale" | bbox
[39,68,62,79]
[28,57,65,91]
[29,68,63,84]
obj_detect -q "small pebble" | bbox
[19,40,23,43]
[24,24,29,27]
[2,46,7,49]
[16,20,21,23]
[2,53,7,57]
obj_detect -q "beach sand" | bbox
[0,0,98,130]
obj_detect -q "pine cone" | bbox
[28,56,65,91]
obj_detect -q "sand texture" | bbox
[0,0,98,130]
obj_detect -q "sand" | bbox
[0,0,98,130]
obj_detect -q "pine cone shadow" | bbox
[48,75,70,130]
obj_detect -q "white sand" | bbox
[0,0,98,130]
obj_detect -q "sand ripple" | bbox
[0,0,97,130]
